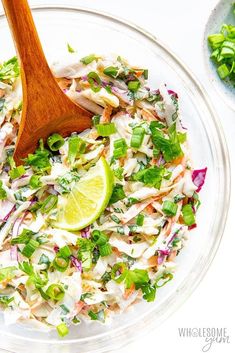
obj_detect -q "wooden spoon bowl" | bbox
[2,0,93,165]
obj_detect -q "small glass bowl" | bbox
[0,4,230,353]
[203,0,235,111]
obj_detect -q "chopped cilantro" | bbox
[109,184,126,204]
[132,165,166,189]
[150,122,183,162]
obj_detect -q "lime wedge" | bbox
[54,157,113,231]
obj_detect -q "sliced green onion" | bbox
[29,175,42,189]
[217,63,230,79]
[113,138,127,159]
[0,181,7,200]
[110,214,120,224]
[88,309,105,322]
[162,200,178,217]
[208,33,225,49]
[38,254,50,267]
[143,69,148,79]
[68,135,86,164]
[96,123,116,136]
[57,322,69,337]
[46,284,65,301]
[79,251,92,271]
[7,155,16,169]
[9,165,25,180]
[128,225,137,233]
[103,66,119,78]
[136,213,144,226]
[131,126,145,148]
[117,226,125,235]
[87,71,101,92]
[99,243,112,257]
[92,115,101,126]
[210,48,220,60]
[21,239,39,258]
[47,133,64,151]
[126,197,139,207]
[92,230,108,245]
[111,262,127,283]
[80,54,96,65]
[53,256,69,272]
[60,304,70,315]
[59,245,72,258]
[128,80,140,92]
[220,46,234,58]
[182,204,195,226]
[40,195,58,214]
[222,40,235,51]
[11,229,35,245]
[67,43,76,53]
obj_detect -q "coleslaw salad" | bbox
[0,51,206,337]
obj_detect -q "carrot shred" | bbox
[141,108,157,122]
[167,250,177,262]
[123,283,135,299]
[148,255,158,267]
[100,104,113,123]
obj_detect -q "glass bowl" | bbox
[0,4,230,353]
[203,0,235,111]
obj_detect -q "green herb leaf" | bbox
[109,184,126,204]
[0,295,14,307]
[29,175,42,189]
[0,266,17,283]
[150,122,183,162]
[9,165,26,180]
[24,139,51,171]
[141,283,156,302]
[132,165,165,189]
[88,309,105,322]
[19,262,48,288]
[113,167,124,181]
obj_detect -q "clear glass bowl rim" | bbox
[0,3,231,349]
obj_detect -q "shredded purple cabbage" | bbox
[168,89,178,99]
[192,168,207,192]
[10,245,18,261]
[81,226,90,238]
[70,255,82,272]
[53,245,59,253]
[3,204,16,222]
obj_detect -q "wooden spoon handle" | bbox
[2,0,52,82]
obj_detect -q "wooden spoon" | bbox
[2,0,93,165]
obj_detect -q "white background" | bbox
[0,0,234,352]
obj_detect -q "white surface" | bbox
[0,0,234,352]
